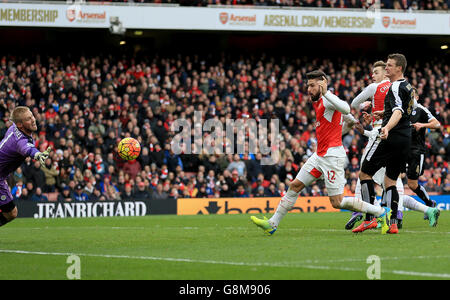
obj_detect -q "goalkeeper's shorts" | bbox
[0,179,14,208]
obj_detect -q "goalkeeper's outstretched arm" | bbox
[34,147,52,167]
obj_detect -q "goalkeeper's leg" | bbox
[0,201,17,228]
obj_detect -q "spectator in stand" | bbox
[57,186,73,202]
[11,180,25,200]
[31,187,48,202]
[169,187,179,199]
[121,183,134,201]
[134,181,153,200]
[25,182,35,196]
[166,147,185,173]
[42,158,59,192]
[153,183,169,200]
[123,158,142,180]
[311,184,323,196]
[235,183,249,197]
[99,176,118,197]
[278,182,287,197]
[106,184,122,200]
[226,154,246,177]
[18,188,31,201]
[8,167,26,187]
[443,175,450,194]
[89,188,104,201]
[72,184,90,201]
[25,160,46,190]
[149,143,165,168]
[254,185,266,197]
[265,183,280,197]
[219,183,234,197]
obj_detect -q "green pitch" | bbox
[0,212,449,280]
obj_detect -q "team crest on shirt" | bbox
[1,195,6,200]
[412,111,417,116]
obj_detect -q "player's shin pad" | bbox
[413,185,433,207]
[279,188,299,211]
[361,180,376,220]
[270,188,299,228]
[385,186,399,221]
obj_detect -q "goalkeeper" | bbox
[0,106,51,228]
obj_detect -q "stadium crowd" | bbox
[87,0,450,10]
[0,51,448,202]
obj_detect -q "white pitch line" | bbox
[1,249,450,279]
[3,226,450,234]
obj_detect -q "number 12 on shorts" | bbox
[327,170,336,183]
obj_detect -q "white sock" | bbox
[402,195,429,213]
[269,188,299,228]
[339,197,384,217]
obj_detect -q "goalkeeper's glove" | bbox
[34,147,52,167]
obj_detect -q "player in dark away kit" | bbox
[0,106,51,227]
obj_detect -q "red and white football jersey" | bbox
[352,79,391,127]
[313,97,346,158]
[372,80,391,126]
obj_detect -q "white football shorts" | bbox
[296,152,346,197]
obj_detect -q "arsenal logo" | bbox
[382,16,390,28]
[66,8,76,22]
[219,12,229,25]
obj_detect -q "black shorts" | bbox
[361,133,410,181]
[0,200,16,214]
[407,150,425,180]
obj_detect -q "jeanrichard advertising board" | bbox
[15,195,450,218]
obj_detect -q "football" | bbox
[117,137,141,161]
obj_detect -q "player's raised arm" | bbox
[351,82,377,109]
[15,138,40,159]
[318,77,350,115]
[34,147,52,167]
[322,91,351,115]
